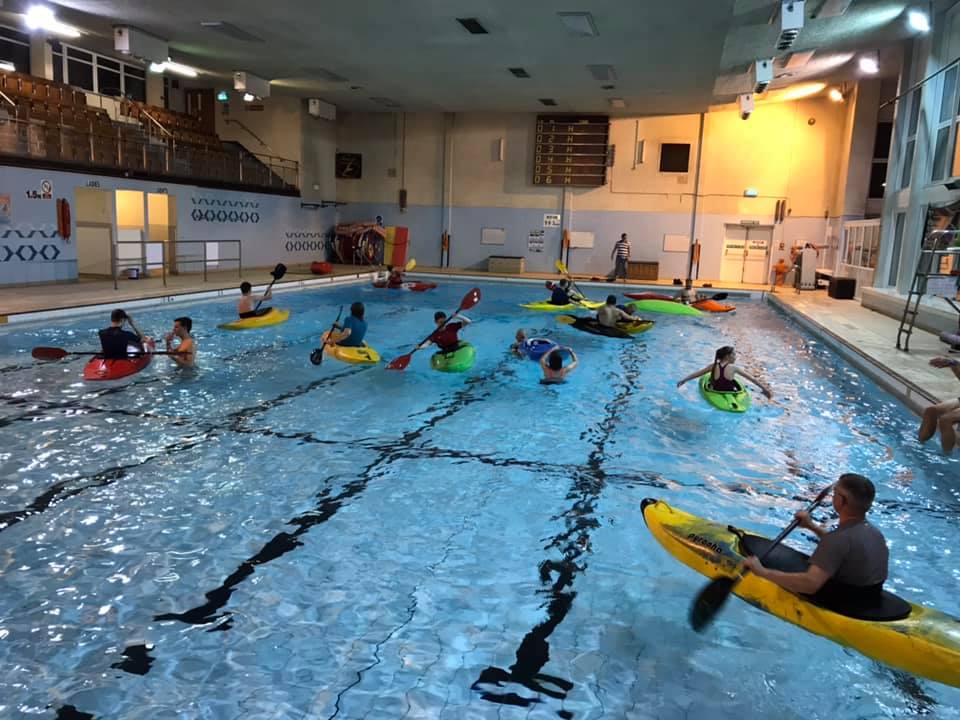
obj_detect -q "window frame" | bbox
[54,40,147,100]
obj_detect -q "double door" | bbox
[720,225,773,284]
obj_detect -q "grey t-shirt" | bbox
[810,519,888,587]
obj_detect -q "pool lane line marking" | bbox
[472,341,647,710]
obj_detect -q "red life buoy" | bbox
[311,261,332,275]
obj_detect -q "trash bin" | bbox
[828,276,856,299]
[126,268,140,280]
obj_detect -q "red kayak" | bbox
[372,281,437,292]
[623,292,735,313]
[83,339,156,381]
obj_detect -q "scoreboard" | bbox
[533,115,609,187]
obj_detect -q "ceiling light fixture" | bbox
[149,59,199,78]
[908,10,931,33]
[24,5,80,38]
[0,61,15,72]
[781,81,826,100]
[609,98,626,109]
[242,92,255,102]
[859,53,879,74]
[828,87,844,102]
[557,12,598,37]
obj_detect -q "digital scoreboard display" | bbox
[533,115,609,187]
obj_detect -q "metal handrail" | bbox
[138,106,172,137]
[0,90,15,108]
[173,239,242,282]
[223,118,273,153]
[111,239,243,289]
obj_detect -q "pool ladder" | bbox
[896,230,960,352]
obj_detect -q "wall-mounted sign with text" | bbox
[25,179,53,200]
[543,213,560,228]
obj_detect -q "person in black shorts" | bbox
[743,473,888,610]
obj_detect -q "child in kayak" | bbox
[419,310,471,353]
[677,345,773,398]
[540,347,578,384]
[545,278,576,305]
[386,265,405,288]
[99,309,147,359]
[237,281,272,318]
[325,302,367,348]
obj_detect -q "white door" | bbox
[720,225,748,283]
[743,226,773,284]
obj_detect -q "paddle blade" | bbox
[458,288,482,312]
[555,315,577,325]
[710,292,729,301]
[386,353,413,371]
[272,263,287,280]
[405,258,417,271]
[690,575,738,633]
[310,349,324,366]
[555,259,569,275]
[32,347,68,361]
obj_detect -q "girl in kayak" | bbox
[540,347,578,384]
[677,345,773,398]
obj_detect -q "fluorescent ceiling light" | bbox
[908,10,930,33]
[557,12,598,37]
[828,87,844,102]
[781,81,826,100]
[859,54,879,74]
[609,98,626,108]
[149,59,199,77]
[24,5,80,38]
[0,61,15,72]
[242,92,255,102]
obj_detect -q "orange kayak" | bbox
[692,299,735,313]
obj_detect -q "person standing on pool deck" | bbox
[597,295,634,328]
[610,233,631,282]
[743,474,889,611]
[99,309,147,359]
[540,347,578,384]
[918,356,960,452]
[325,302,368,349]
[419,310,471,353]
[676,346,773,398]
[237,282,272,318]
[164,316,196,368]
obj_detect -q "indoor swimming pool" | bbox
[0,278,958,719]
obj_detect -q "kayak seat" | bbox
[736,532,913,622]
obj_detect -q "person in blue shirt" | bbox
[325,302,367,348]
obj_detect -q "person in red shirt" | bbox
[418,310,471,353]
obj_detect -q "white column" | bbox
[29,35,53,80]
[146,72,164,107]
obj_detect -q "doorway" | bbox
[74,187,114,278]
[720,224,773,284]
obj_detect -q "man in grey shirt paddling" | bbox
[743,473,888,608]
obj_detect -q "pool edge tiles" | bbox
[0,272,378,326]
[766,293,937,415]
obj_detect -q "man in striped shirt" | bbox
[610,233,630,281]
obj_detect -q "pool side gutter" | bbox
[766,294,937,417]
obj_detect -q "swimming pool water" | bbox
[0,279,958,719]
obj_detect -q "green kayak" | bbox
[521,300,605,312]
[698,374,751,413]
[430,342,477,373]
[627,299,703,317]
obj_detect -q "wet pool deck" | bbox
[0,266,954,413]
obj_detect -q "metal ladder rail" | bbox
[896,237,960,351]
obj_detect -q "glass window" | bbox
[941,66,958,123]
[869,162,887,198]
[907,89,921,135]
[67,58,94,91]
[97,67,121,96]
[933,126,951,180]
[0,25,30,44]
[124,74,145,102]
[901,140,915,189]
[52,52,63,83]
[0,38,30,72]
[888,213,906,286]
[125,65,145,80]
[66,47,92,63]
[873,122,892,159]
[97,56,120,71]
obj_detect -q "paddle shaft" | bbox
[315,306,344,366]
[253,264,286,313]
[387,288,480,369]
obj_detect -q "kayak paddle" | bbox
[33,347,184,361]
[252,263,287,314]
[555,260,588,302]
[689,484,833,633]
[704,292,729,302]
[386,287,481,371]
[310,305,344,366]
[405,258,417,271]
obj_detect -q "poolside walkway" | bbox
[769,288,958,408]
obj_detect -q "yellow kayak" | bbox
[324,342,380,365]
[218,308,290,331]
[641,499,960,687]
[520,300,605,312]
